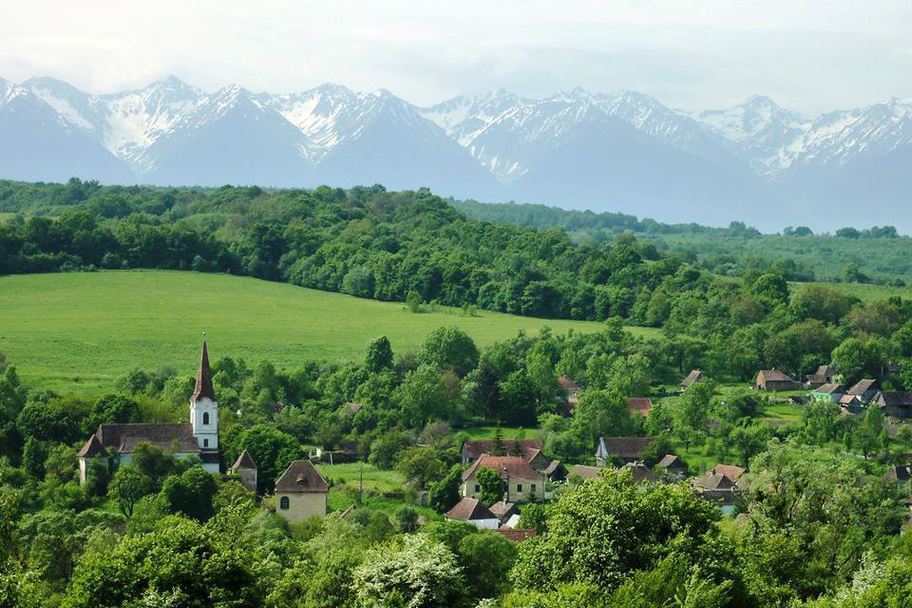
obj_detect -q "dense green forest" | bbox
[452,199,912,285]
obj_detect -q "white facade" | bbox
[190,395,219,452]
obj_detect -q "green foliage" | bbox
[63,516,264,608]
[160,466,219,521]
[366,336,394,373]
[475,467,504,507]
[419,327,479,377]
[510,468,719,592]
[108,464,153,516]
[428,464,462,513]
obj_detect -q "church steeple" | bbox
[192,336,216,401]
[190,335,219,459]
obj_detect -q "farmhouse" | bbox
[77,339,220,484]
[461,455,546,503]
[846,379,878,404]
[627,397,653,417]
[595,436,654,465]
[445,497,501,530]
[712,464,745,481]
[839,393,865,414]
[812,383,845,403]
[656,454,687,479]
[679,369,705,390]
[460,438,543,466]
[274,459,329,522]
[755,369,799,391]
[805,364,836,388]
[489,500,519,525]
[874,391,912,419]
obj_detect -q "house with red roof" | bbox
[461,454,546,503]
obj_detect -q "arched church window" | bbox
[203,412,210,425]
[280,496,290,510]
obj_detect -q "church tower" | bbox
[190,336,219,470]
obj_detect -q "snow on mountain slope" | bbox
[143,85,312,186]
[783,98,912,169]
[0,78,131,183]
[697,96,810,172]
[23,75,203,172]
[98,76,203,169]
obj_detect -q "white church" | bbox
[78,339,221,483]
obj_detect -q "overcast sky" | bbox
[1,0,910,114]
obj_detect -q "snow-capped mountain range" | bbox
[2,75,910,230]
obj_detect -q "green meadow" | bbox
[0,270,653,394]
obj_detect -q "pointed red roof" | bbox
[191,338,216,401]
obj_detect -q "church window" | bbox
[203,412,210,425]
[280,496,290,510]
[203,439,209,447]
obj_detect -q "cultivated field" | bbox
[0,270,654,394]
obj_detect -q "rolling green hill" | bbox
[0,270,648,394]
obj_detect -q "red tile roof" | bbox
[462,439,542,462]
[712,464,745,480]
[494,528,537,542]
[627,397,652,416]
[462,455,543,482]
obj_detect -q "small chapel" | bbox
[78,338,221,484]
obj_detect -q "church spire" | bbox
[191,335,216,401]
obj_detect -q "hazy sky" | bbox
[1,0,910,114]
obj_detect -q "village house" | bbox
[622,462,658,482]
[77,339,221,484]
[755,369,800,391]
[230,449,258,493]
[873,391,912,419]
[557,376,581,412]
[595,436,654,466]
[812,383,845,403]
[489,500,519,526]
[839,393,866,414]
[570,464,602,480]
[679,369,705,390]
[805,364,836,389]
[274,459,329,522]
[846,379,879,404]
[692,472,739,514]
[655,454,688,479]
[712,464,745,481]
[461,455,547,503]
[460,438,543,466]
[445,497,501,529]
[627,397,653,417]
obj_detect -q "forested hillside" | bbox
[452,199,912,285]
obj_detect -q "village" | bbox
[74,342,912,542]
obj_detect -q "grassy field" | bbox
[790,280,912,302]
[0,270,657,394]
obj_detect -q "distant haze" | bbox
[1,1,911,114]
[2,75,911,232]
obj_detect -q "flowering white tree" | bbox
[353,534,464,608]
